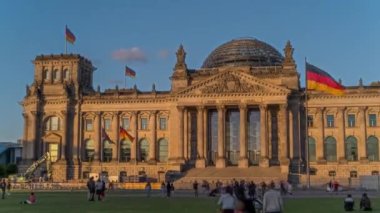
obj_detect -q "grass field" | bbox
[0,191,379,213]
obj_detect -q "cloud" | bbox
[157,49,170,59]
[112,47,147,63]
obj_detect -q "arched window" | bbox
[63,69,70,81]
[138,139,149,162]
[43,69,49,80]
[308,137,316,162]
[345,136,358,161]
[53,69,59,81]
[45,116,60,131]
[120,139,131,162]
[324,136,337,162]
[103,140,113,162]
[158,138,168,162]
[85,139,95,161]
[367,136,379,161]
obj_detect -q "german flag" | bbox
[306,63,344,95]
[125,65,136,78]
[65,26,76,44]
[119,127,134,141]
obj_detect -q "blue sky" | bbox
[0,0,379,141]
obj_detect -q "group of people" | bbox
[86,177,107,201]
[160,181,175,197]
[344,193,372,211]
[216,180,283,213]
[327,180,341,192]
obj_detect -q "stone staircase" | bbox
[174,166,288,189]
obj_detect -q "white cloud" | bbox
[112,47,147,62]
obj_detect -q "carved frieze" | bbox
[200,73,266,94]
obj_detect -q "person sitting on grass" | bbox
[344,194,354,211]
[20,192,36,204]
[360,193,372,211]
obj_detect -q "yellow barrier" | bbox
[122,183,162,190]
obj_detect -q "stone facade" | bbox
[20,39,380,185]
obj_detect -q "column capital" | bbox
[239,104,247,111]
[259,104,267,111]
[96,111,102,116]
[337,107,346,113]
[216,104,225,111]
[279,103,288,111]
[358,106,368,112]
[176,106,185,111]
[196,105,205,111]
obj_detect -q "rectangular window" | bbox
[307,115,314,128]
[85,119,93,131]
[347,114,355,127]
[369,114,377,127]
[141,118,148,130]
[122,118,130,130]
[326,115,334,128]
[159,118,167,130]
[51,117,59,130]
[49,143,59,162]
[43,69,49,80]
[104,118,111,130]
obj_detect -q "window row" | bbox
[83,138,168,163]
[43,69,70,81]
[85,117,168,131]
[308,136,379,162]
[308,114,378,128]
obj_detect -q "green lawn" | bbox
[0,191,378,213]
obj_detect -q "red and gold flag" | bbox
[65,26,76,44]
[119,127,134,141]
[306,63,344,95]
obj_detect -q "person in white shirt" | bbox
[263,181,283,213]
[217,186,235,213]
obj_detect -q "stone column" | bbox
[184,109,188,160]
[177,106,185,162]
[358,107,368,162]
[203,109,208,164]
[288,107,294,159]
[22,113,30,160]
[337,107,346,162]
[30,111,40,160]
[149,111,157,163]
[112,112,119,161]
[239,104,248,168]
[61,110,67,161]
[259,105,269,167]
[94,112,101,161]
[130,112,137,162]
[278,104,289,173]
[315,108,325,162]
[216,105,226,168]
[196,106,206,168]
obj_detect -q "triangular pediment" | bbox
[177,70,291,96]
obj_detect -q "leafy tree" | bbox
[6,163,18,175]
[0,165,5,178]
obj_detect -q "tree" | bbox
[0,165,5,178]
[6,164,18,175]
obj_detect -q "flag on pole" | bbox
[119,127,134,142]
[65,26,76,44]
[306,62,345,95]
[125,65,136,78]
[101,128,114,144]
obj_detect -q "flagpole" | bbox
[65,25,67,54]
[305,57,310,189]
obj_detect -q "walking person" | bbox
[193,180,199,197]
[87,177,95,201]
[6,180,11,196]
[217,186,235,213]
[166,181,171,197]
[263,181,283,213]
[160,182,166,197]
[0,179,6,199]
[95,179,103,201]
[145,181,152,197]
